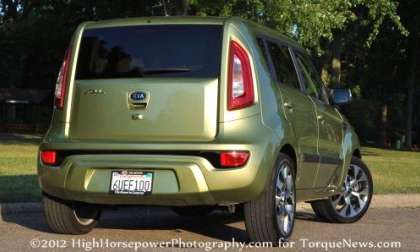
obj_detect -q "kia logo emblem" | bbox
[130,91,146,101]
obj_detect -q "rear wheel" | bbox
[244,154,296,245]
[311,157,373,223]
[43,194,101,234]
[171,206,215,216]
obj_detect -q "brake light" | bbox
[220,151,250,168]
[227,40,254,110]
[40,151,57,166]
[54,47,72,109]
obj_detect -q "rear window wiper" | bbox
[141,67,192,75]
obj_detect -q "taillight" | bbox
[40,150,57,166]
[227,40,254,110]
[54,47,72,109]
[220,151,250,168]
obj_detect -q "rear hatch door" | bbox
[69,24,223,142]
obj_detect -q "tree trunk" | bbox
[320,50,332,86]
[406,61,416,148]
[330,37,343,87]
[2,0,18,20]
[160,0,189,16]
[379,104,388,148]
[406,25,418,148]
[175,0,189,15]
[161,0,169,16]
[320,34,344,87]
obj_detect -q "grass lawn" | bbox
[362,147,420,194]
[0,135,41,202]
[0,135,419,202]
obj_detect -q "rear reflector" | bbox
[40,151,57,166]
[220,151,250,168]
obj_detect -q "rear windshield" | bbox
[76,25,223,79]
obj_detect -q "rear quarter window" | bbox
[266,41,300,89]
[76,25,223,79]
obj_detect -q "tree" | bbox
[162,0,190,15]
[192,0,406,56]
[398,0,420,148]
[0,0,19,21]
[0,0,418,146]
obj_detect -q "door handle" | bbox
[283,102,294,109]
[317,114,325,125]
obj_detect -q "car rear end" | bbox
[38,17,276,207]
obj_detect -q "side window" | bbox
[295,52,329,103]
[256,38,270,63]
[266,41,300,89]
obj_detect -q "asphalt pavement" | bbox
[0,201,419,251]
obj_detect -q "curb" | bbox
[1,194,419,216]
[297,194,420,211]
[371,194,420,208]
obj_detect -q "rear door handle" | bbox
[317,114,325,125]
[283,102,294,109]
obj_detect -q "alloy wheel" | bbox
[73,204,99,225]
[275,163,295,235]
[331,164,370,218]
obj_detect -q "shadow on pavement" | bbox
[97,207,249,242]
[1,205,51,233]
[296,210,323,222]
[1,206,250,241]
[0,175,41,203]
[1,204,321,242]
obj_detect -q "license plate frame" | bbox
[109,170,153,195]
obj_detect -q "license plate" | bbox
[110,171,153,195]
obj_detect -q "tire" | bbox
[171,206,215,216]
[244,154,296,245]
[311,157,373,223]
[43,194,101,234]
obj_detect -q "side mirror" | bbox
[330,88,352,105]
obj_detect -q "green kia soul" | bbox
[38,16,373,243]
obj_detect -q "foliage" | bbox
[0,0,419,146]
[193,0,407,54]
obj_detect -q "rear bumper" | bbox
[38,146,278,206]
[38,115,279,206]
[38,149,269,206]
